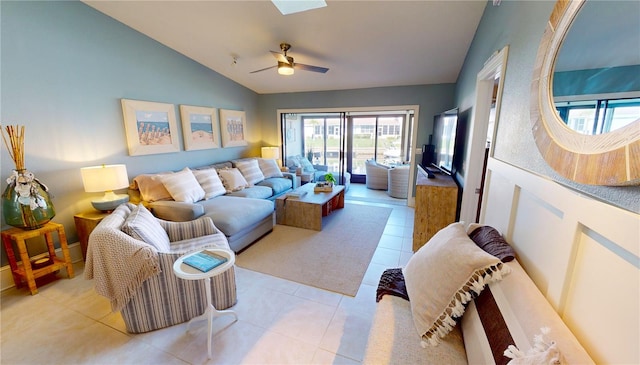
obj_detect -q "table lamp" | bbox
[80,164,130,212]
[261,146,281,166]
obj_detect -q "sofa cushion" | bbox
[198,196,274,237]
[160,168,205,203]
[227,186,273,199]
[192,168,226,200]
[218,167,249,192]
[234,158,265,185]
[258,158,283,179]
[461,260,594,364]
[121,204,170,251]
[404,222,510,346]
[133,172,174,202]
[256,177,292,195]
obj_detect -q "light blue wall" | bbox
[553,65,640,96]
[0,1,261,251]
[454,1,639,213]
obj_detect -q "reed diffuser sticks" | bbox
[2,124,26,170]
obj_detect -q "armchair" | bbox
[85,203,237,333]
[365,159,390,190]
[388,165,410,198]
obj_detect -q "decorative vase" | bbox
[2,169,56,230]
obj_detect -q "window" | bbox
[555,97,640,135]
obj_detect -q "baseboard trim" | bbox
[1,242,83,292]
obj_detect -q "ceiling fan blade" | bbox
[294,63,329,73]
[270,51,290,64]
[249,65,277,74]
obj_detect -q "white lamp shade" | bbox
[81,164,129,211]
[261,147,280,160]
[81,164,129,192]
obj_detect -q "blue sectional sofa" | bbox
[130,158,296,252]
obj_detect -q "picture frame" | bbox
[121,99,180,156]
[219,109,248,148]
[179,105,220,151]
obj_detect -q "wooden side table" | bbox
[74,211,110,261]
[1,222,75,295]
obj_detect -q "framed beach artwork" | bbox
[219,109,248,147]
[179,105,220,151]
[121,99,179,156]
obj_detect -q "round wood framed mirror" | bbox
[530,0,640,186]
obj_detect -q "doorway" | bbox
[459,46,509,224]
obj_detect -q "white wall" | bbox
[482,158,639,364]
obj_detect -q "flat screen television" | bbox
[431,108,459,175]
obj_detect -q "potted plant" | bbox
[324,172,337,186]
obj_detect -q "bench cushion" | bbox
[363,295,467,365]
[461,260,594,365]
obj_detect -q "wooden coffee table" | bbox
[276,183,345,231]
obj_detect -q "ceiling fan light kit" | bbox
[251,42,329,76]
[278,61,294,75]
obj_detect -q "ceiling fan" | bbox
[250,43,329,76]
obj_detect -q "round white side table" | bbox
[173,248,238,359]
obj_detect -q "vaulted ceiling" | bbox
[83,1,488,94]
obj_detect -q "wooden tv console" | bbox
[412,167,458,251]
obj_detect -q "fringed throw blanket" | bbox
[376,268,409,302]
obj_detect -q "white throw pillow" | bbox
[160,168,205,203]
[258,158,284,179]
[234,159,265,185]
[192,168,226,199]
[404,222,510,346]
[218,167,249,192]
[121,203,170,251]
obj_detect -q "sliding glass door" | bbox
[281,109,413,186]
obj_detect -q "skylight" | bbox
[271,0,327,15]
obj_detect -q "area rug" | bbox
[235,202,392,296]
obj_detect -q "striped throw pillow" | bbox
[234,159,265,185]
[192,168,226,199]
[258,158,283,178]
[160,168,205,203]
[121,203,170,251]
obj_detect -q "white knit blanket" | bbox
[84,221,160,312]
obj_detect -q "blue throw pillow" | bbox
[300,156,315,172]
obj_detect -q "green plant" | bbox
[324,172,337,185]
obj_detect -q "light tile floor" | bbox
[0,183,414,365]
